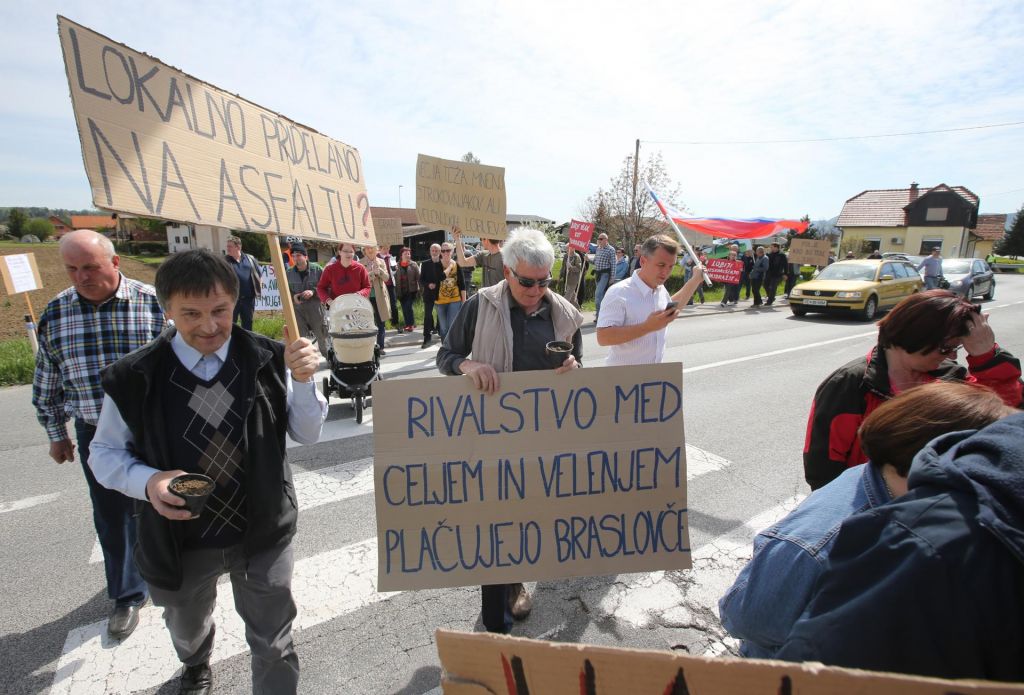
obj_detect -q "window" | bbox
[892,263,911,279]
[919,239,943,254]
[973,260,986,274]
[926,207,948,221]
[880,263,896,279]
[864,238,881,252]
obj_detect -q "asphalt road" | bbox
[2,276,1022,694]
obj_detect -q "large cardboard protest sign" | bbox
[372,364,689,591]
[788,238,832,266]
[373,217,405,247]
[568,219,595,253]
[57,17,375,244]
[705,257,742,285]
[436,631,1024,695]
[415,154,507,239]
[0,254,43,295]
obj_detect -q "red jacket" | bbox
[317,260,370,302]
[803,344,1023,490]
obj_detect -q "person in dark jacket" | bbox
[285,243,328,357]
[749,246,769,307]
[395,247,420,332]
[777,410,1024,682]
[89,249,327,695]
[740,248,754,299]
[764,242,787,305]
[802,290,1022,490]
[419,243,444,348]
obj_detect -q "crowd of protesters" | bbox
[29,226,1024,693]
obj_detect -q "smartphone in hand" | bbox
[665,301,678,312]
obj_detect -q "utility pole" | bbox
[630,138,640,249]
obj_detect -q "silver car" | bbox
[938,258,996,300]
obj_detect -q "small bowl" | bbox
[545,340,574,368]
[168,473,215,519]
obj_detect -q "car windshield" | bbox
[942,260,971,274]
[815,264,877,281]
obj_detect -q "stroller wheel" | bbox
[354,393,364,424]
[321,376,331,399]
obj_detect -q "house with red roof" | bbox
[837,183,985,257]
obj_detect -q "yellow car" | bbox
[789,259,923,320]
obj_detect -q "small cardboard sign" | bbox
[57,16,375,244]
[255,264,281,312]
[0,253,43,295]
[787,238,831,266]
[568,219,595,253]
[415,154,507,239]
[436,631,1024,694]
[705,258,742,285]
[373,217,405,248]
[372,363,689,591]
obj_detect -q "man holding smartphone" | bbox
[596,234,705,366]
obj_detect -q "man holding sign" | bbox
[596,235,705,366]
[436,228,584,632]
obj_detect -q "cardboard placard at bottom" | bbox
[436,630,1024,694]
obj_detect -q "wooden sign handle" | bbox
[268,236,299,344]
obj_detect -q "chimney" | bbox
[908,182,919,203]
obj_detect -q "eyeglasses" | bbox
[441,249,452,254]
[509,268,553,288]
[937,343,961,356]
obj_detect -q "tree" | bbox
[461,151,481,164]
[580,152,685,251]
[238,231,270,261]
[22,218,55,241]
[995,204,1024,259]
[7,208,27,237]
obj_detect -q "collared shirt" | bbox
[592,245,616,271]
[89,332,328,501]
[32,275,165,442]
[918,255,942,277]
[597,271,671,366]
[226,253,258,299]
[719,464,891,659]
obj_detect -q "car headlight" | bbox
[790,289,802,296]
[949,279,964,288]
[835,291,863,299]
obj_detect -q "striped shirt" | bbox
[592,245,616,271]
[32,275,165,442]
[597,271,671,366]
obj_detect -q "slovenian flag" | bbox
[646,183,809,240]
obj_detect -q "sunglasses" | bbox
[441,249,452,254]
[509,268,553,288]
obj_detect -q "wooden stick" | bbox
[24,293,36,324]
[268,236,299,343]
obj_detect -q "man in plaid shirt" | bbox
[32,230,165,640]
[591,232,616,321]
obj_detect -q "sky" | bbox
[2,0,1024,224]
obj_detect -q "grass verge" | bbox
[0,338,35,386]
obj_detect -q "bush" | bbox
[114,241,169,255]
[238,232,270,262]
[22,218,54,241]
[0,338,35,386]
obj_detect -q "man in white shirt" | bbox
[596,234,704,366]
[89,249,326,695]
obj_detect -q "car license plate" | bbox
[804,299,827,306]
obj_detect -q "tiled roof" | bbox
[370,207,419,225]
[70,214,116,229]
[507,214,554,224]
[974,213,1009,241]
[837,184,978,227]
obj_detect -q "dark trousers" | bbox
[751,278,764,306]
[386,284,399,327]
[295,302,328,357]
[784,272,798,296]
[481,584,513,633]
[148,543,299,694]
[234,295,256,331]
[370,300,386,349]
[74,420,147,605]
[764,275,782,304]
[723,283,740,303]
[740,273,751,299]
[399,295,416,328]
[422,296,437,338]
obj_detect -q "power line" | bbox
[642,120,1024,146]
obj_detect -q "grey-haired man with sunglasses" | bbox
[436,227,584,634]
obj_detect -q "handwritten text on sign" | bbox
[568,219,595,253]
[372,364,690,591]
[705,258,743,285]
[415,154,507,239]
[255,264,281,312]
[57,17,374,243]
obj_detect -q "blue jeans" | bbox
[924,276,940,290]
[234,295,255,331]
[594,272,611,318]
[75,420,147,605]
[436,301,463,340]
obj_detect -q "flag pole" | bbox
[644,181,713,286]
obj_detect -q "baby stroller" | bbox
[321,294,381,423]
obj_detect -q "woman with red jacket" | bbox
[317,243,370,305]
[803,290,1022,490]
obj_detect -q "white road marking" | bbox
[0,492,61,514]
[51,539,395,695]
